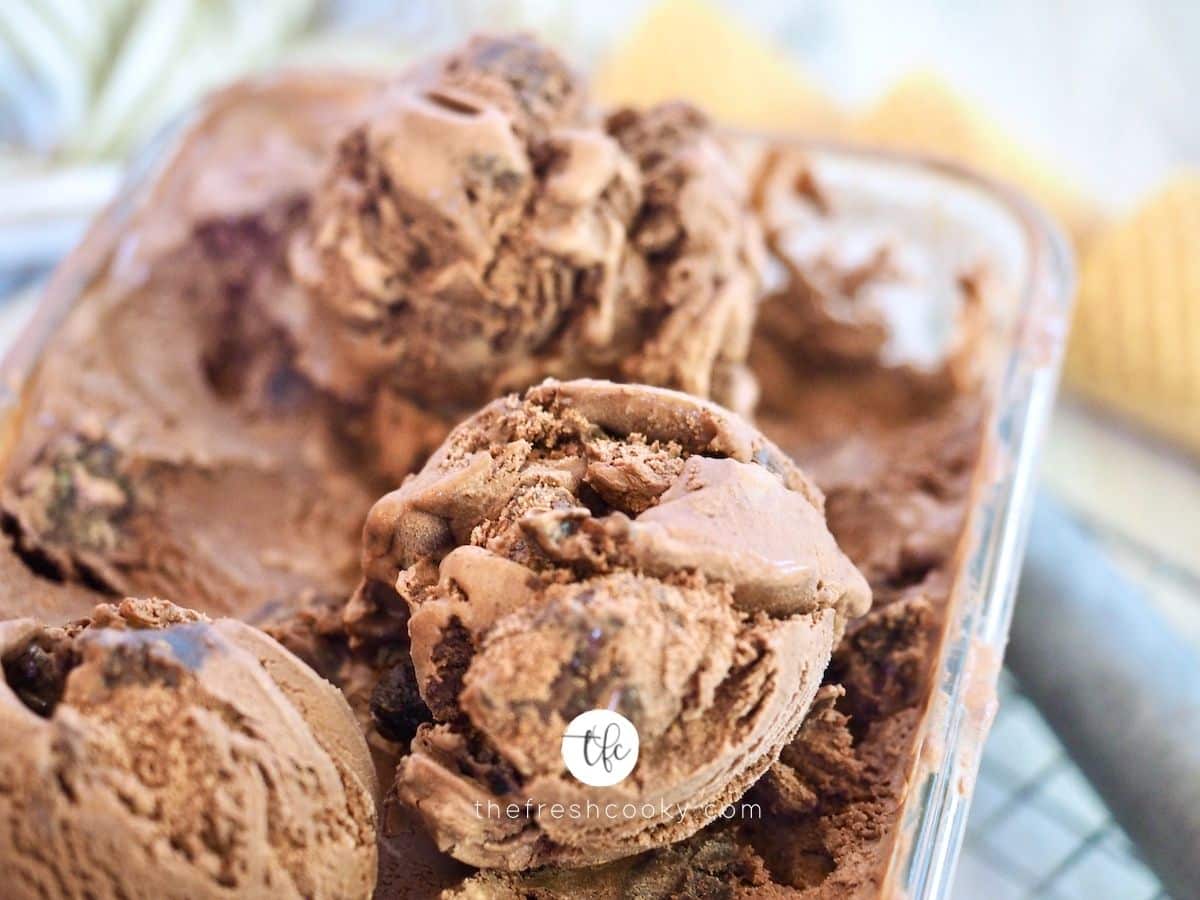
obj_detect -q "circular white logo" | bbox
[560,709,639,787]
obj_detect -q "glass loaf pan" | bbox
[0,86,1074,900]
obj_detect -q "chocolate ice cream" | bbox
[752,146,985,385]
[0,33,1009,900]
[347,379,869,870]
[1,34,764,625]
[0,73,383,622]
[0,597,377,899]
[291,35,765,420]
[411,356,985,900]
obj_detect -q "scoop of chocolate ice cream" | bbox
[347,380,869,870]
[751,146,985,383]
[0,597,377,899]
[291,35,764,415]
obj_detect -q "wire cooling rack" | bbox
[954,669,1168,900]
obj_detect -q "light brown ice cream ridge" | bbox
[0,597,377,899]
[348,379,870,871]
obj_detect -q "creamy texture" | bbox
[348,380,868,870]
[0,597,377,899]
[0,74,383,623]
[292,35,765,422]
[0,533,104,623]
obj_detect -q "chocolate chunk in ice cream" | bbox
[0,597,377,900]
[347,379,869,870]
[292,35,765,416]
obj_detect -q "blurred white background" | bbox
[3,1,1197,196]
[2,0,1197,278]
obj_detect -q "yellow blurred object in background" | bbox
[853,73,1101,250]
[1067,175,1200,451]
[595,0,841,133]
